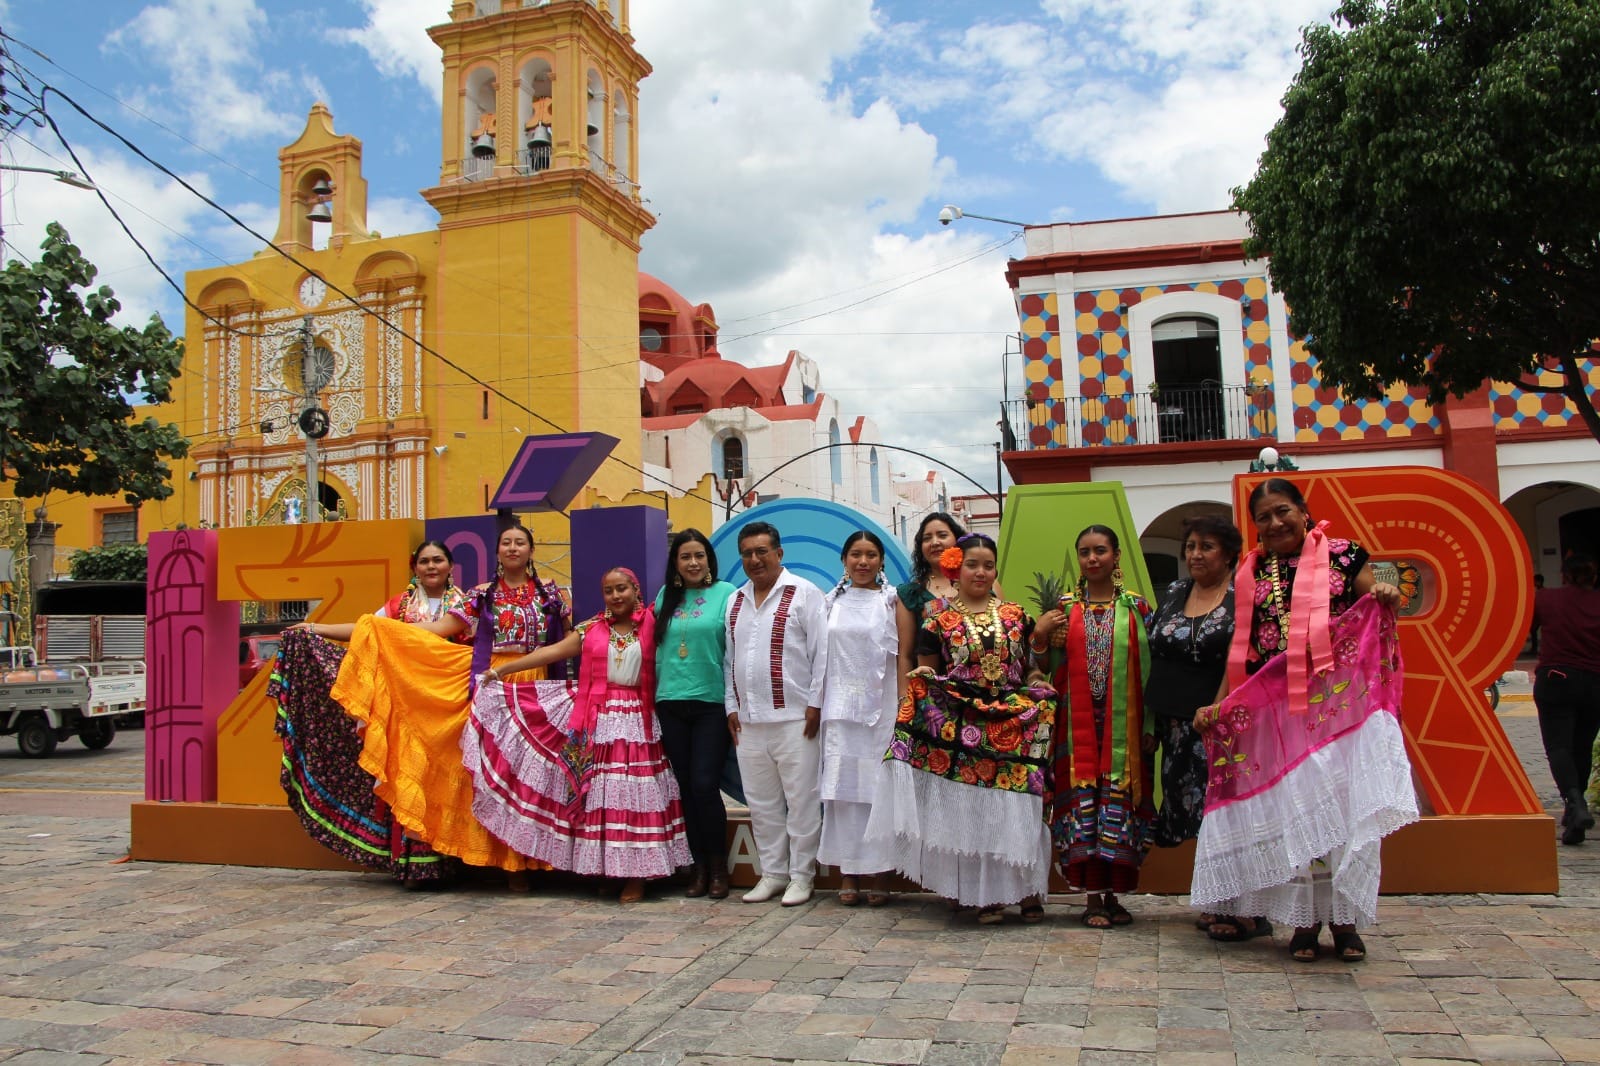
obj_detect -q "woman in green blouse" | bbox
[654,528,738,898]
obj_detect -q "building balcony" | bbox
[1002,384,1274,451]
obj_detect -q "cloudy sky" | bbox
[0,0,1337,492]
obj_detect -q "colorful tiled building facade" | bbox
[1001,211,1600,587]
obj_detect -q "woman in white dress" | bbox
[817,531,900,906]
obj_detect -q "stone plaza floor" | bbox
[0,683,1595,1065]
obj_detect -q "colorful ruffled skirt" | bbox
[865,675,1056,907]
[332,616,547,872]
[271,628,458,882]
[464,678,690,878]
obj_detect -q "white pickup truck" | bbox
[0,646,145,757]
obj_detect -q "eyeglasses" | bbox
[739,546,774,560]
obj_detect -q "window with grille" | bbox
[101,511,137,546]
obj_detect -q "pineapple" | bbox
[1026,570,1069,647]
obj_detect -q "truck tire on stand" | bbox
[79,719,116,750]
[17,714,58,758]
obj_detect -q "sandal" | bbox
[1019,897,1045,924]
[1331,927,1366,962]
[1289,924,1322,962]
[1208,916,1273,942]
[618,879,646,904]
[977,906,1006,925]
[837,876,860,907]
[1080,907,1113,929]
[1194,912,1216,931]
[1104,898,1133,926]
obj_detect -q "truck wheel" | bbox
[80,719,116,750]
[17,715,58,758]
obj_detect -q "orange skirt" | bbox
[332,615,549,872]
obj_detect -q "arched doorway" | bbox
[1139,498,1233,591]
[1504,481,1600,585]
[1151,315,1224,443]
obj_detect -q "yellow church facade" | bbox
[12,0,701,574]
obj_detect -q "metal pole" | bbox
[300,316,321,523]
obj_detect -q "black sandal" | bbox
[1020,898,1045,924]
[1105,899,1133,926]
[1331,928,1366,962]
[1288,924,1321,962]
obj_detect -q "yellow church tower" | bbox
[162,0,652,538]
[423,0,653,503]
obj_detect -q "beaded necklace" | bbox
[609,619,638,668]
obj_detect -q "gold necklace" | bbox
[955,595,1005,682]
[1267,554,1290,646]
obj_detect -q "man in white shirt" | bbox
[724,522,828,906]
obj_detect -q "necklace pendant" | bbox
[678,639,688,659]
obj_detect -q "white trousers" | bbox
[736,719,821,882]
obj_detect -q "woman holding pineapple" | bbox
[1033,525,1155,929]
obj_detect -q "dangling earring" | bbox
[1112,564,1125,595]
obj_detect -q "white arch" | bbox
[1128,290,1249,440]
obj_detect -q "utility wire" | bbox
[23,77,713,504]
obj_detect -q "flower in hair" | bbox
[939,546,965,580]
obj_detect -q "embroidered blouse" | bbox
[1248,538,1368,667]
[915,599,1035,691]
[452,576,571,653]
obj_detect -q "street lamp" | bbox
[937,204,1029,228]
[1250,445,1298,473]
[0,164,94,190]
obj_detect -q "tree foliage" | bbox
[1234,0,1600,439]
[68,543,147,582]
[0,222,189,505]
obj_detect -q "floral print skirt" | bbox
[1152,716,1208,847]
[271,628,459,882]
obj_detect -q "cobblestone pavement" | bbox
[0,689,1596,1066]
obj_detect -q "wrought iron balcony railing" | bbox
[1002,383,1275,450]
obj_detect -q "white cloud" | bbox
[366,195,437,241]
[336,0,443,102]
[1,140,218,328]
[105,0,302,145]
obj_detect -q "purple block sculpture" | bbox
[570,506,668,620]
[426,514,502,590]
[491,433,619,512]
[146,530,239,802]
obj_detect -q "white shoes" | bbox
[742,876,789,903]
[780,879,814,907]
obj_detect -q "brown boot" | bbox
[685,863,708,898]
[707,855,730,899]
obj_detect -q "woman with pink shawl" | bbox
[1191,478,1416,963]
[466,567,689,903]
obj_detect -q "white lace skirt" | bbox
[864,759,1050,907]
[1191,709,1418,928]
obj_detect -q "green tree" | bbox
[1233,0,1600,438]
[68,543,147,582]
[0,222,189,505]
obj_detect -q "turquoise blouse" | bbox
[653,581,735,703]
